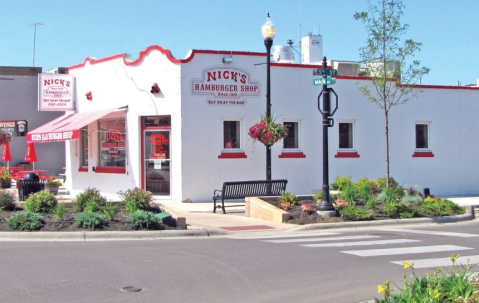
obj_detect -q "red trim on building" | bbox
[218,152,247,159]
[69,47,267,71]
[278,152,306,158]
[335,152,360,158]
[412,151,434,158]
[78,168,88,172]
[95,167,126,174]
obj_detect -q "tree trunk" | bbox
[385,109,390,188]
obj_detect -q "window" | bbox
[80,127,88,168]
[415,123,429,149]
[283,122,298,149]
[339,122,354,149]
[335,121,360,158]
[223,120,240,149]
[413,122,433,157]
[98,117,126,168]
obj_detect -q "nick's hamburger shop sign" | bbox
[38,74,75,111]
[192,67,260,106]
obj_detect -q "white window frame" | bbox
[80,126,89,168]
[338,120,356,151]
[415,121,431,151]
[281,118,302,151]
[221,117,244,152]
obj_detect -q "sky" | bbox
[1,0,478,86]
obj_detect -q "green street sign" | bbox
[314,68,338,76]
[314,77,336,85]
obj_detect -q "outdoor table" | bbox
[12,170,49,180]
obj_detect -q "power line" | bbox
[29,22,43,67]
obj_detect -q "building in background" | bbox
[0,66,65,174]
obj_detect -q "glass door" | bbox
[143,130,170,196]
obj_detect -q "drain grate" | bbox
[121,286,142,292]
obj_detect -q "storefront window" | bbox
[223,121,240,149]
[98,117,126,167]
[80,127,88,168]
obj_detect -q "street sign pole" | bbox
[317,57,336,213]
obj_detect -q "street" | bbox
[0,220,478,303]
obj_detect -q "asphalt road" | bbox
[0,220,478,303]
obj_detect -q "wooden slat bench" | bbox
[213,179,288,214]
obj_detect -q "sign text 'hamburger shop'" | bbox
[192,67,260,106]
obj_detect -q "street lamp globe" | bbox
[261,13,276,41]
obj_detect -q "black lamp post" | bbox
[261,13,275,181]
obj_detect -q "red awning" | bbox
[27,108,124,143]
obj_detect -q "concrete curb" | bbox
[289,206,476,231]
[0,229,219,241]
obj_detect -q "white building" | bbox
[26,44,479,201]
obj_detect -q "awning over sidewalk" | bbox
[26,107,125,143]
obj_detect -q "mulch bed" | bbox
[0,208,177,232]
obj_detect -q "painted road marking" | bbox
[342,245,472,257]
[390,255,479,268]
[229,232,341,240]
[387,229,479,238]
[264,235,381,243]
[301,239,420,248]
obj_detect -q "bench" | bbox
[213,179,288,214]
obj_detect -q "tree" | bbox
[354,0,429,187]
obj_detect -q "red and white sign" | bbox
[192,67,260,104]
[101,129,126,157]
[38,74,75,111]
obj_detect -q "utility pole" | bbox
[29,23,43,67]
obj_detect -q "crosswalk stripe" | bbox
[229,232,341,240]
[301,239,420,248]
[387,229,479,238]
[390,255,479,268]
[263,235,381,243]
[342,245,472,257]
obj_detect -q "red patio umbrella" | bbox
[2,142,12,168]
[1,142,11,168]
[24,142,37,170]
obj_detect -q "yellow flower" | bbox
[377,285,385,293]
[434,292,441,299]
[403,261,411,269]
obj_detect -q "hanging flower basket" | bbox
[248,115,288,146]
[0,130,11,146]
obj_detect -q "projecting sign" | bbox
[38,74,75,111]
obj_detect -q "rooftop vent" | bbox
[272,45,295,63]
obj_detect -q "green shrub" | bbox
[375,176,399,189]
[365,197,378,209]
[83,199,104,213]
[73,188,107,212]
[358,184,372,201]
[339,185,357,205]
[52,203,68,220]
[416,199,465,217]
[313,190,323,201]
[0,189,17,210]
[6,212,44,230]
[353,177,375,190]
[378,187,401,204]
[339,206,375,221]
[280,191,297,206]
[383,202,416,218]
[128,210,163,230]
[102,202,118,221]
[401,194,423,205]
[75,211,106,230]
[23,191,58,213]
[118,188,152,213]
[332,176,352,191]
